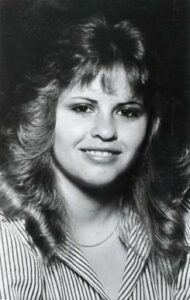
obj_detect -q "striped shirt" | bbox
[0,207,190,300]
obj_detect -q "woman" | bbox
[0,7,189,300]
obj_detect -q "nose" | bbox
[91,114,117,141]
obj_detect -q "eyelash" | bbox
[71,104,94,114]
[117,108,143,119]
[71,104,144,119]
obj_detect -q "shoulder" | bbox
[0,211,36,254]
[182,200,190,245]
[176,249,190,299]
[0,212,43,300]
[174,200,190,298]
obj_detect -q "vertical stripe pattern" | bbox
[0,211,190,300]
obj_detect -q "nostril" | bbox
[91,122,117,141]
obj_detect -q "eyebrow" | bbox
[71,97,97,104]
[71,96,144,106]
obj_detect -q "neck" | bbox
[54,164,122,232]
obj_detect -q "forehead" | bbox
[58,65,146,106]
[91,67,130,95]
[67,66,133,99]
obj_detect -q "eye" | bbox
[71,104,94,114]
[117,107,144,119]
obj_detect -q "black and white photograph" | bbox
[0,0,190,299]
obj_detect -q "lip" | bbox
[80,148,121,163]
[81,147,121,154]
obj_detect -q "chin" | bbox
[77,174,122,190]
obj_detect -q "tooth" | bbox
[86,150,113,157]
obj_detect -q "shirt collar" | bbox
[56,233,109,299]
[54,206,151,299]
[118,206,151,260]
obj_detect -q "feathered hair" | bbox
[0,6,188,278]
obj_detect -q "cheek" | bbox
[122,119,148,149]
[54,118,87,151]
[54,117,70,153]
[136,123,147,145]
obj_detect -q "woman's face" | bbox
[53,67,148,188]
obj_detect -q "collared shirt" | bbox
[0,207,190,300]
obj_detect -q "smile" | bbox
[85,150,114,157]
[81,148,121,163]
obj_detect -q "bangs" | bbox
[71,64,123,94]
[69,61,149,101]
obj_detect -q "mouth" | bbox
[80,148,121,162]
